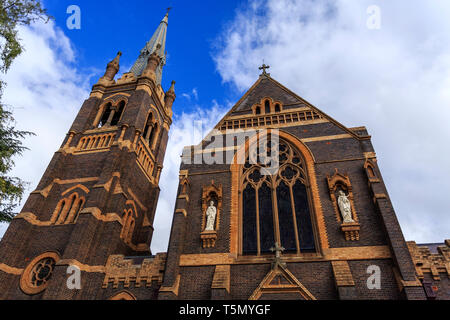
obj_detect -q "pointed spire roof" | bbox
[130,9,169,84]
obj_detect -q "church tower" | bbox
[0,11,175,300]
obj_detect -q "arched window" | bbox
[95,100,127,128]
[51,193,85,225]
[150,123,159,148]
[275,103,281,113]
[111,100,126,126]
[241,138,316,255]
[98,102,113,128]
[265,100,271,114]
[120,208,136,244]
[143,113,153,140]
[255,106,261,115]
[143,112,159,148]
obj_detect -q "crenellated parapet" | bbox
[407,241,450,280]
[102,253,166,289]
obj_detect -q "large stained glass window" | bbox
[241,138,316,255]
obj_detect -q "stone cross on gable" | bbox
[259,63,270,75]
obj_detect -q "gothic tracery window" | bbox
[29,257,56,288]
[241,138,316,255]
[20,252,60,295]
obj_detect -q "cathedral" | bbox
[0,11,448,301]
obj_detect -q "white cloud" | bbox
[192,88,198,100]
[213,0,450,243]
[0,20,91,240]
[180,88,199,101]
[0,20,227,255]
[151,101,227,253]
[0,20,228,255]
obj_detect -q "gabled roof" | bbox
[213,74,369,141]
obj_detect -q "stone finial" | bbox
[164,80,176,109]
[98,51,122,85]
[141,47,162,81]
[111,51,122,65]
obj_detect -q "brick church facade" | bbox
[0,12,448,300]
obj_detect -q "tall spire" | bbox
[130,9,169,84]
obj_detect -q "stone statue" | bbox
[337,190,354,223]
[205,201,217,231]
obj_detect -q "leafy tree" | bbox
[0,1,51,222]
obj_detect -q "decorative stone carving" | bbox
[116,72,137,85]
[204,201,217,231]
[200,180,222,248]
[340,223,361,241]
[337,190,355,223]
[200,231,217,249]
[327,169,360,241]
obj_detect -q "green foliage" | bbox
[0,1,50,222]
[0,0,50,72]
[0,82,34,222]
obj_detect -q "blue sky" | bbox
[44,0,246,113]
[1,1,449,253]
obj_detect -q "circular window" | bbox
[20,252,60,295]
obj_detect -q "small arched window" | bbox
[150,123,159,148]
[120,209,136,244]
[98,103,113,128]
[255,106,261,115]
[275,104,281,113]
[143,112,159,149]
[95,100,127,128]
[265,100,271,114]
[241,138,316,255]
[367,166,375,178]
[51,193,85,225]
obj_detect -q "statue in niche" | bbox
[204,201,217,231]
[337,190,355,223]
